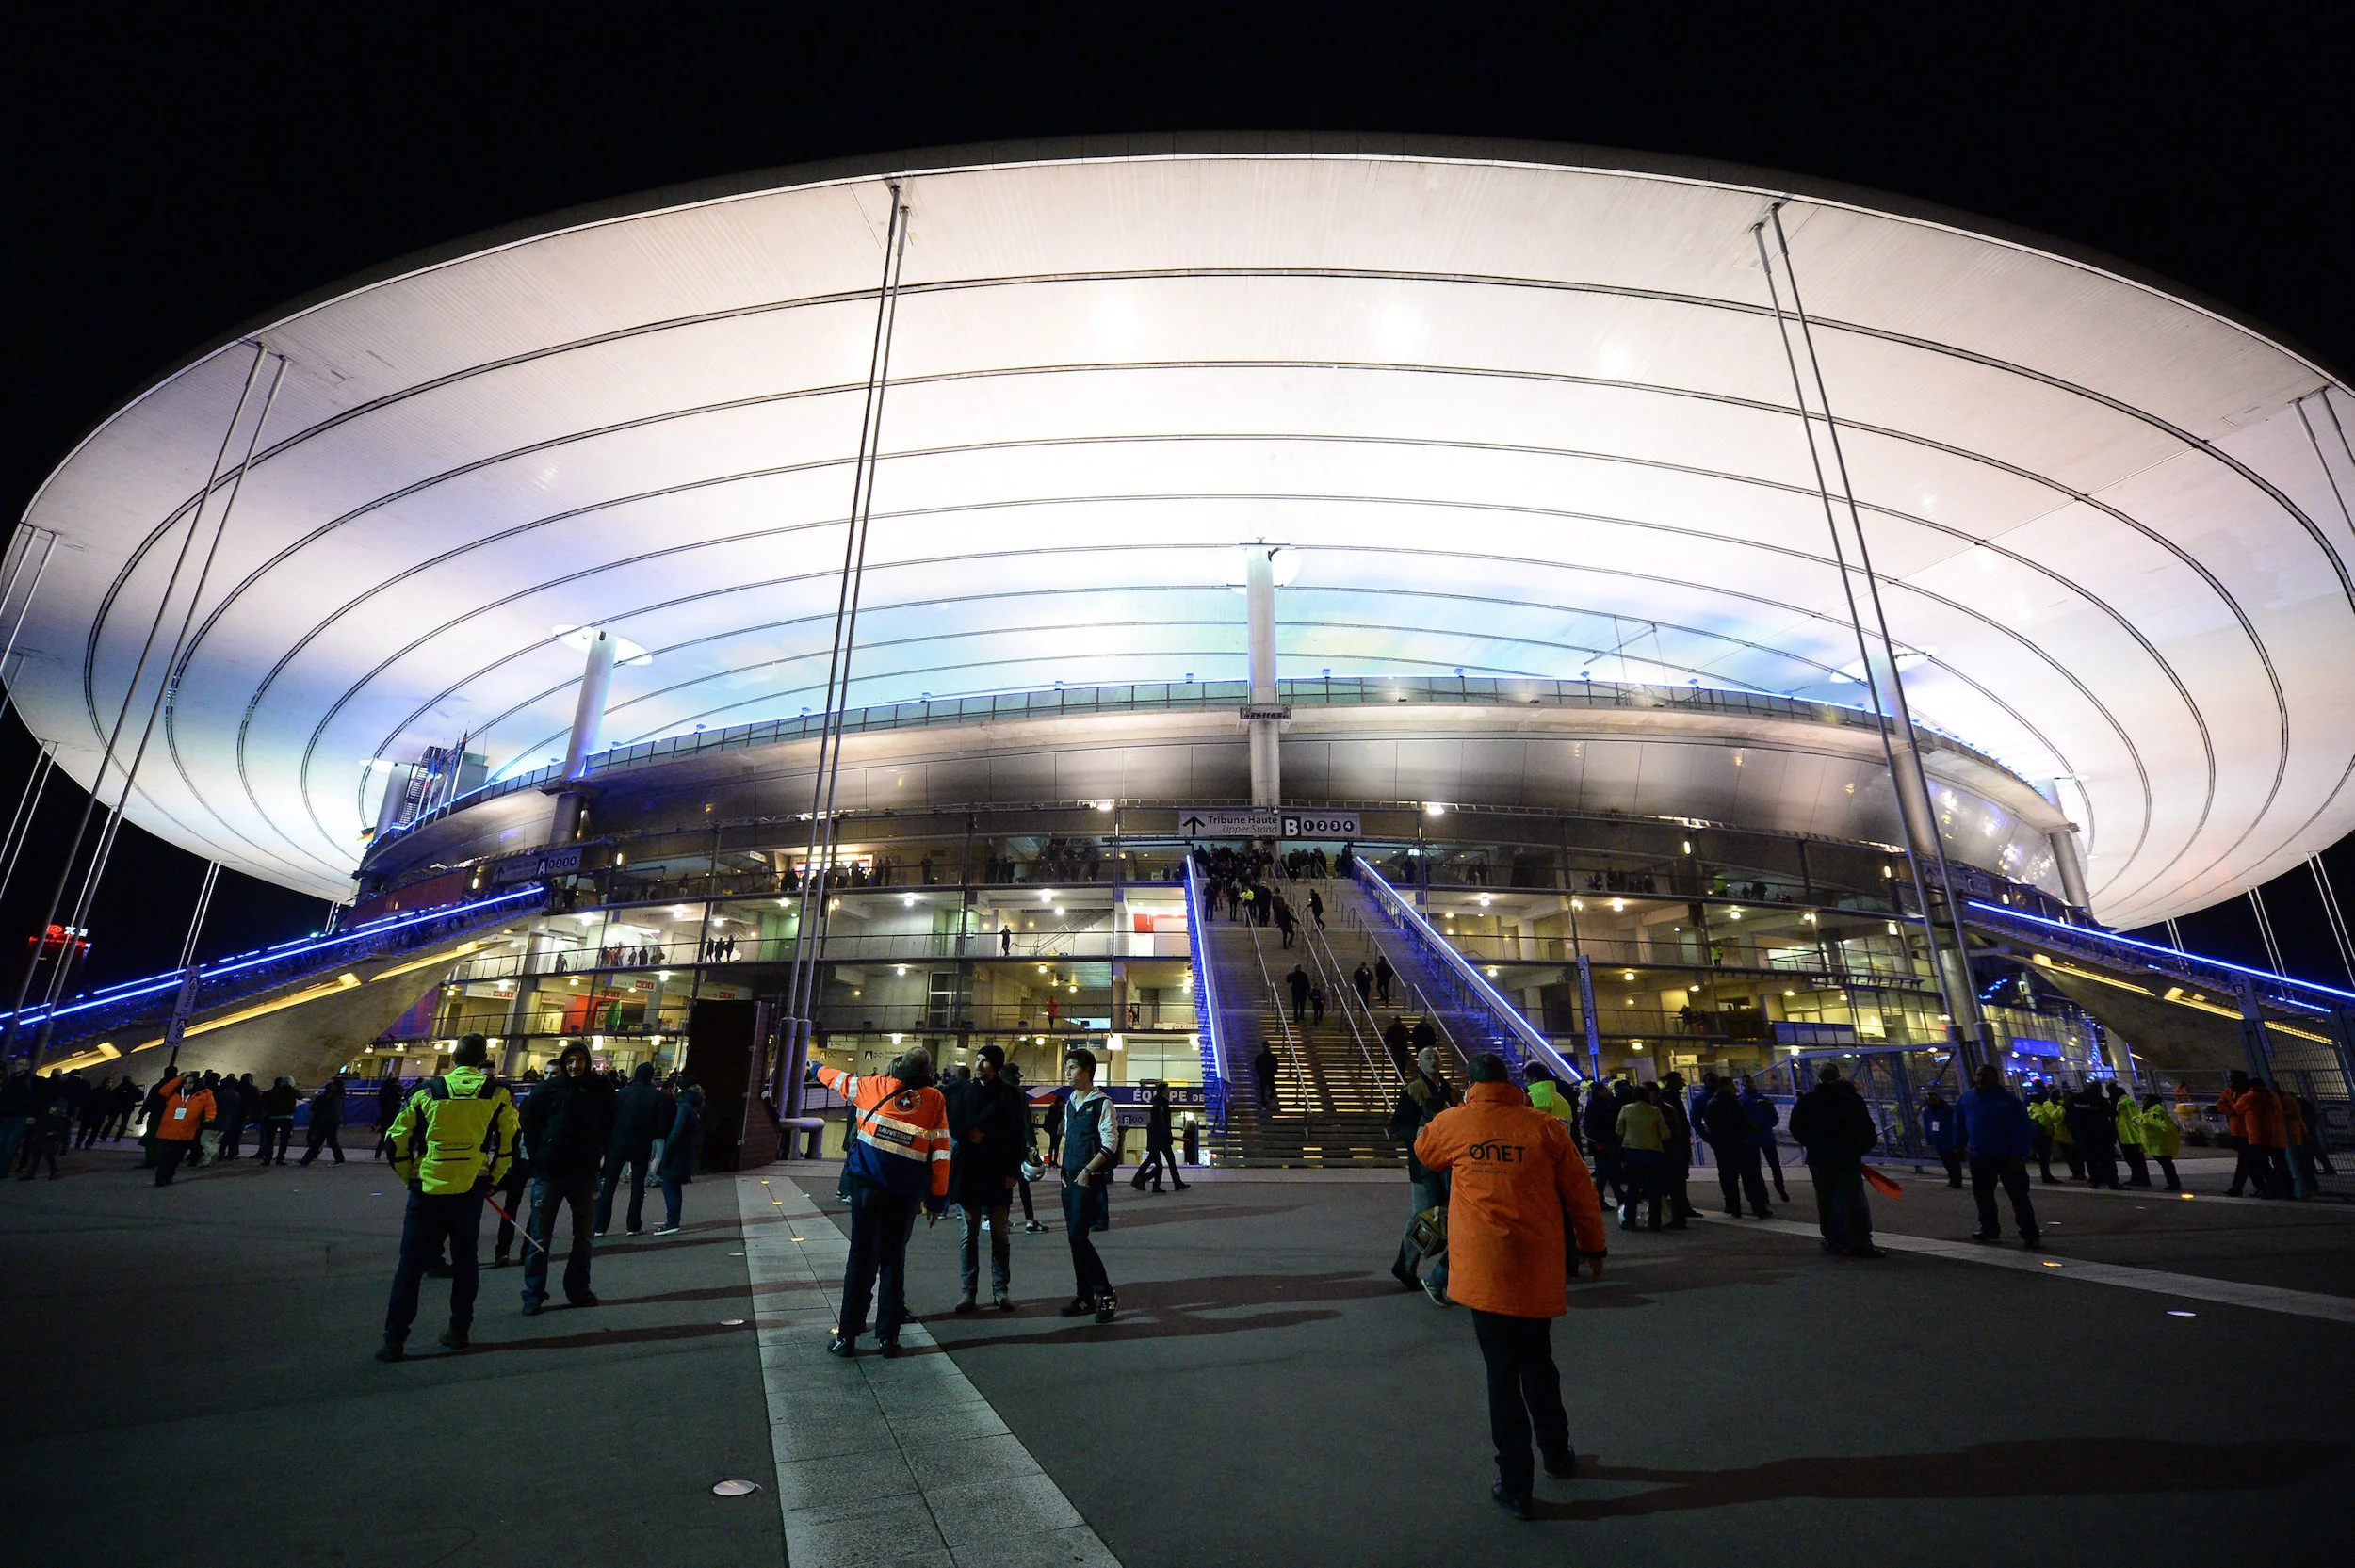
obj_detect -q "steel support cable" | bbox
[2,345,269,1058]
[0,741,57,908]
[34,354,286,1054]
[2310,855,2355,988]
[2296,393,2355,545]
[787,184,910,1039]
[180,861,221,971]
[2247,886,2287,975]
[1755,210,1981,1071]
[0,529,57,734]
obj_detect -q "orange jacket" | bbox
[154,1076,216,1142]
[1414,1081,1607,1318]
[2214,1088,2249,1141]
[2240,1088,2286,1150]
[2278,1092,2309,1148]
[818,1065,951,1208]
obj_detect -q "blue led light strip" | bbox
[1356,863,1584,1079]
[1967,899,2355,1003]
[5,887,544,1028]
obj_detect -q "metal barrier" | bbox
[1182,858,1229,1127]
[1352,860,1584,1081]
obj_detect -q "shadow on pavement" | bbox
[1535,1438,2349,1519]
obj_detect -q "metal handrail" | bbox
[1300,885,1401,1101]
[1243,911,1317,1113]
[1353,862,1584,1081]
[1181,858,1228,1126]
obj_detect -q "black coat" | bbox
[609,1079,669,1158]
[946,1075,1030,1208]
[524,1073,614,1179]
[1698,1089,1753,1150]
[658,1091,704,1184]
[1789,1080,1878,1169]
[310,1080,346,1128]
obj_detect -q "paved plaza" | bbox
[3,1146,2351,1566]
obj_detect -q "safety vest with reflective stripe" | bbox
[819,1065,951,1209]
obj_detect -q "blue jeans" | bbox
[839,1181,919,1342]
[384,1189,485,1344]
[659,1175,684,1229]
[523,1173,596,1306]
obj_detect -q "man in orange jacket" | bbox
[152,1072,217,1187]
[1415,1052,1608,1518]
[816,1046,952,1358]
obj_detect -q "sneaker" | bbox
[520,1300,544,1317]
[1968,1231,2000,1244]
[826,1334,858,1358]
[1489,1480,1532,1519]
[952,1297,979,1315]
[1422,1276,1452,1307]
[1541,1446,1577,1479]
[568,1292,600,1309]
[652,1224,680,1235]
[994,1295,1014,1311]
[593,1229,609,1238]
[437,1329,469,1350]
[492,1253,512,1268]
[1058,1297,1096,1317]
[1390,1262,1420,1291]
[878,1341,902,1359]
[1095,1294,1118,1324]
[374,1341,405,1363]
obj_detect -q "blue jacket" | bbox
[1738,1089,1779,1147]
[1956,1086,2035,1161]
[1920,1100,1961,1152]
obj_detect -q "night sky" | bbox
[7,8,2352,994]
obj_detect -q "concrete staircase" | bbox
[1199,881,1406,1168]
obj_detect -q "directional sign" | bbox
[1178,808,1282,837]
[1280,810,1359,838]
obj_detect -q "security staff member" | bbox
[377,1033,519,1362]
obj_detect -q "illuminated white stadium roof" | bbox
[12,135,2355,924]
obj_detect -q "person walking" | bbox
[1738,1075,1790,1202]
[1286,963,1311,1026]
[2135,1094,2184,1191]
[1613,1082,1668,1231]
[2278,1088,2316,1200]
[2026,1087,2061,1184]
[1788,1064,1885,1257]
[595,1063,666,1237]
[299,1077,348,1165]
[1656,1072,1697,1226]
[2239,1077,2292,1199]
[1307,887,1324,928]
[518,1042,612,1315]
[2064,1084,2120,1189]
[374,1073,407,1160]
[1373,954,1395,1007]
[1353,962,1374,1007]
[1412,1052,1607,1518]
[375,1034,519,1361]
[1389,1046,1461,1302]
[947,1044,1029,1312]
[1582,1078,1627,1206]
[1698,1077,1772,1218]
[1253,1043,1280,1111]
[254,1076,300,1165]
[0,1061,36,1176]
[213,1074,252,1164]
[2110,1083,2152,1188]
[150,1071,217,1185]
[1955,1063,2040,1248]
[652,1075,704,1234]
[1920,1088,1963,1188]
[2216,1071,2264,1196]
[135,1076,170,1168]
[1055,1046,1121,1323]
[1131,1080,1188,1192]
[105,1075,142,1141]
[74,1075,109,1151]
[816,1045,952,1356]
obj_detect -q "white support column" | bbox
[1246,546,1281,806]
[560,630,618,781]
[551,629,617,844]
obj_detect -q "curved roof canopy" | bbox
[14,137,2355,924]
